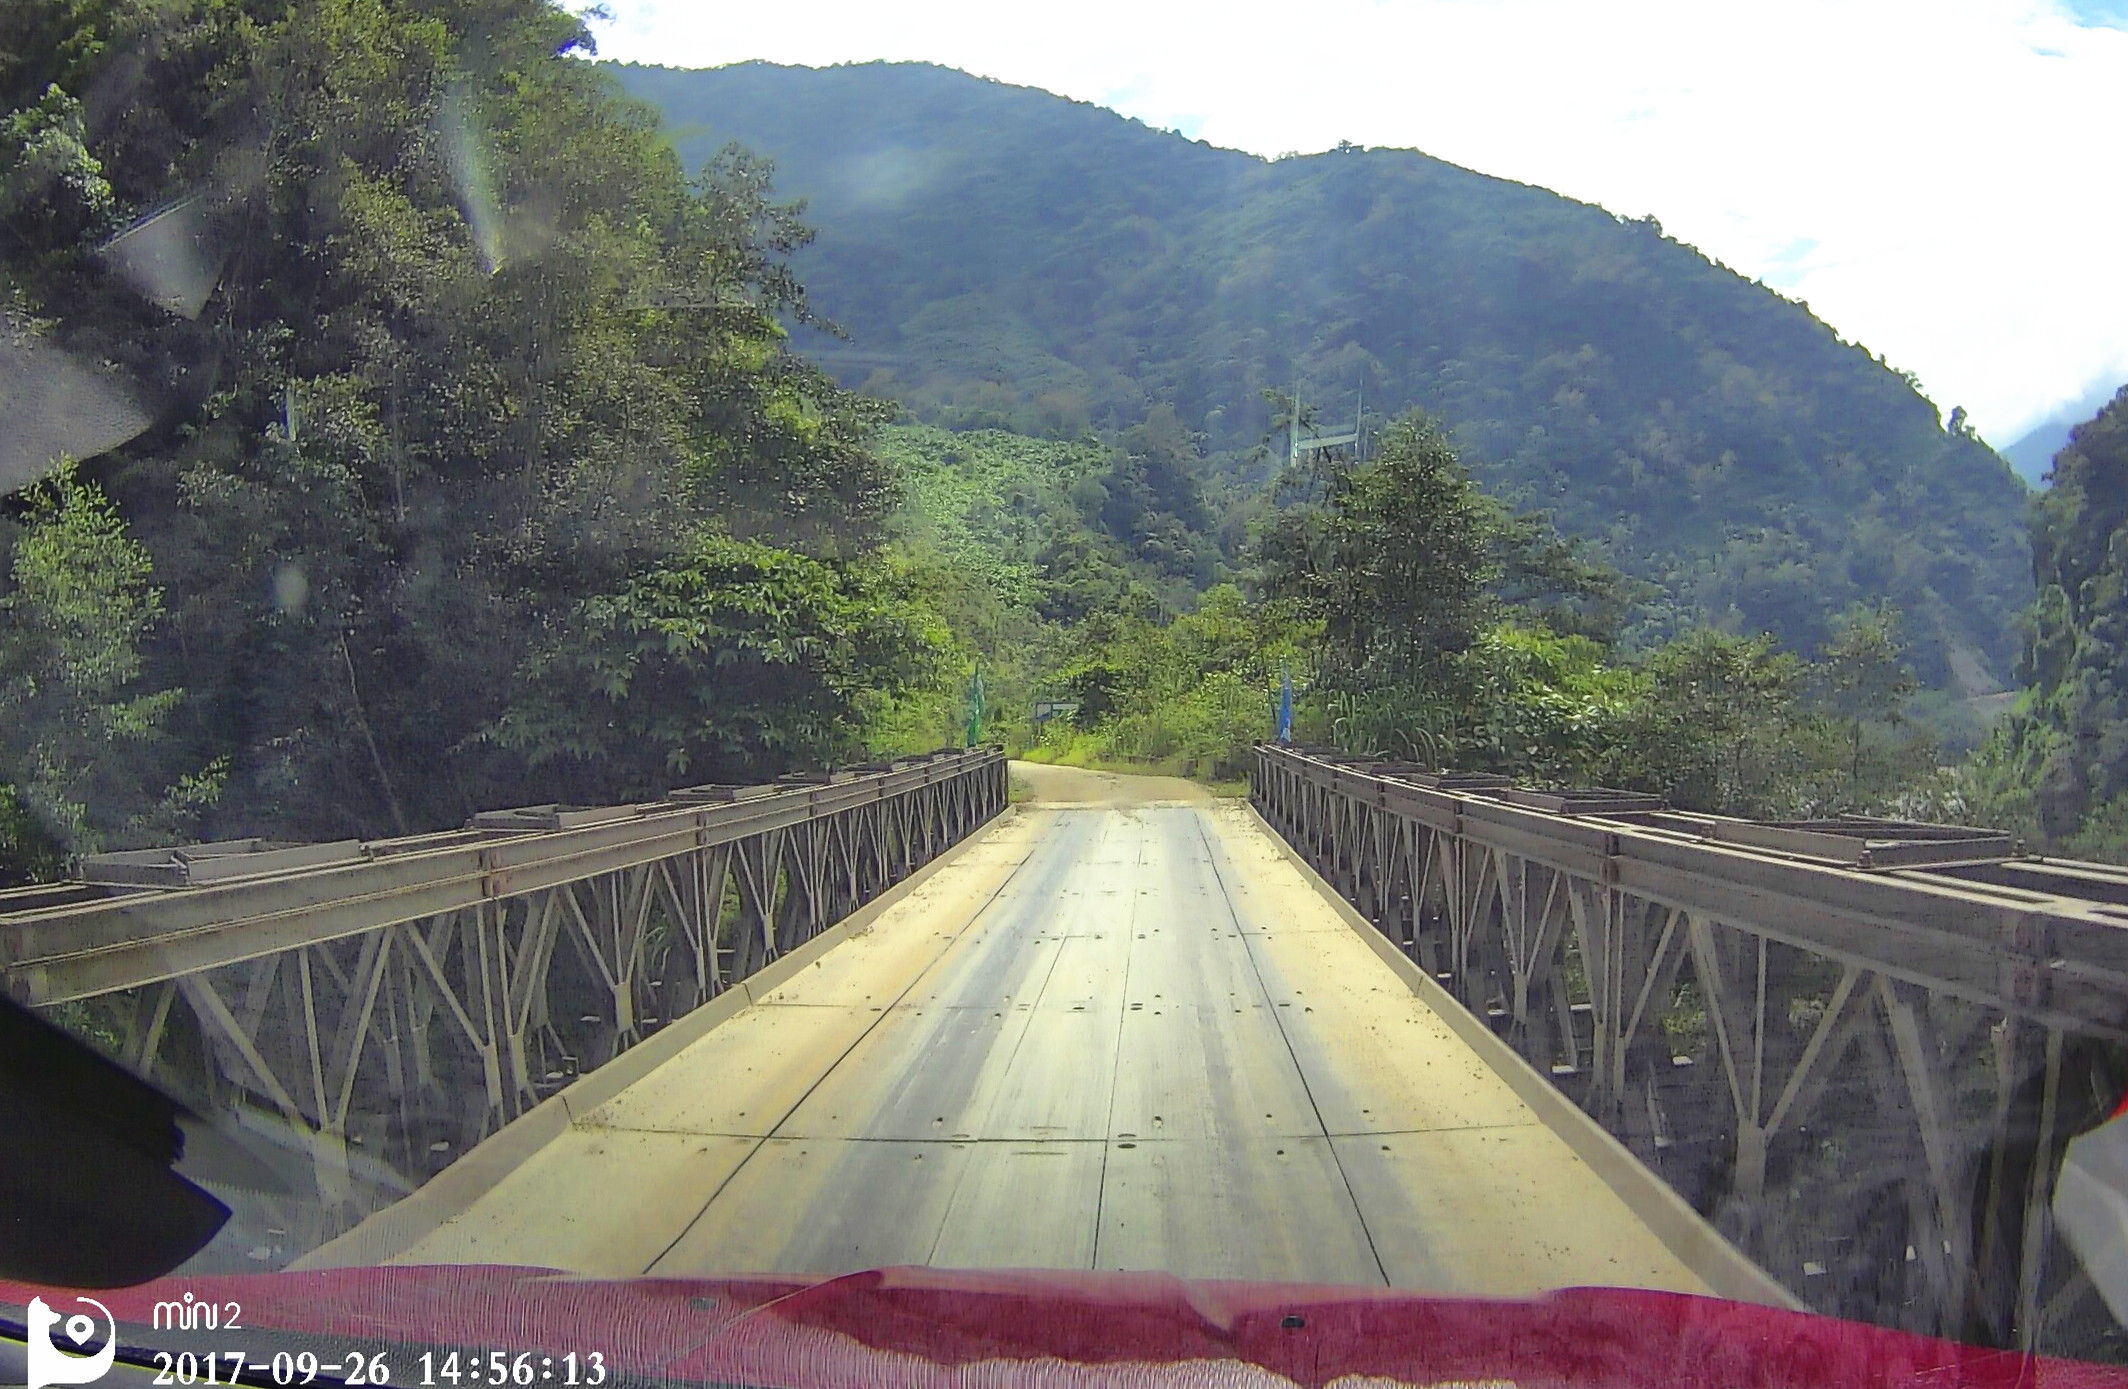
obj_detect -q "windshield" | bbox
[4,1,2128,1385]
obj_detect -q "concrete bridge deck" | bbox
[324,767,1773,1299]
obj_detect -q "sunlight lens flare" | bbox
[440,81,504,275]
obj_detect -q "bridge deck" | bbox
[381,783,1725,1296]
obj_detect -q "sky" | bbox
[583,0,2128,447]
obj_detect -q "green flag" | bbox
[965,666,986,746]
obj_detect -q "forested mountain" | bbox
[614,60,2031,695]
[1976,388,2128,855]
[2003,381,2125,483]
[0,6,2072,880]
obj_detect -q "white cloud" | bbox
[587,0,2128,445]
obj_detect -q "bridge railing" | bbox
[1252,742,2128,1354]
[0,747,1007,1254]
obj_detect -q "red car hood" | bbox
[5,1265,2120,1388]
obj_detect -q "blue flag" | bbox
[1277,667,1294,744]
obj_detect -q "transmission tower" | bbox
[1288,381,1365,467]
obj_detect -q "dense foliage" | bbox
[866,421,1203,755]
[613,59,2031,702]
[1015,409,1938,816]
[0,462,210,864]
[0,0,936,865]
[1250,415,1938,815]
[1969,388,2128,857]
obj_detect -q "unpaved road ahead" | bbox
[383,775,1733,1297]
[1008,759,1214,806]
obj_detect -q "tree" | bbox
[489,534,944,799]
[1816,601,1917,787]
[1458,624,1642,786]
[1635,629,1817,816]
[1986,387,2128,849]
[0,462,215,868]
[1,0,924,841]
[1029,583,1306,780]
[0,84,112,258]
[1097,402,1218,586]
[1256,409,1624,764]
[1257,412,1494,701]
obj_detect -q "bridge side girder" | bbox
[0,750,1008,1258]
[1253,742,2126,1353]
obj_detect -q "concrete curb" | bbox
[1242,801,1804,1312]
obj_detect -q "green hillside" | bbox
[866,421,1201,746]
[1972,388,2128,855]
[612,59,2032,695]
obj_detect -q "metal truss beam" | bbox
[0,748,1009,1252]
[1252,742,2128,1351]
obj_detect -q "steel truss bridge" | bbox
[1254,743,2128,1350]
[2,743,2126,1357]
[0,750,1005,1219]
